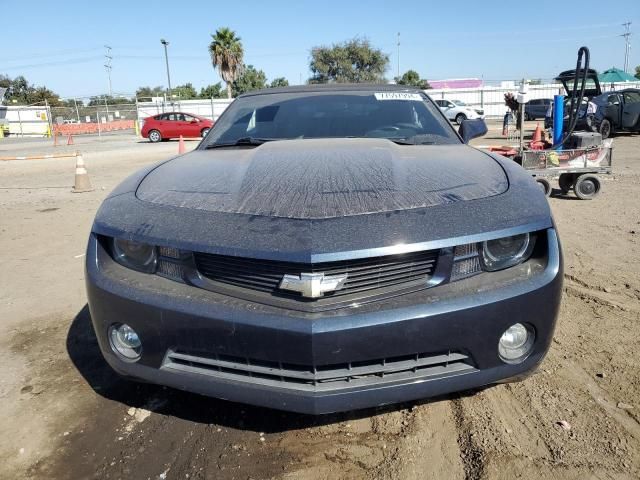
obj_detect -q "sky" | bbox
[1,0,638,98]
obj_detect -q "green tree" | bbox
[395,70,431,89]
[199,83,226,98]
[172,83,198,100]
[635,65,640,80]
[87,95,132,106]
[309,38,389,84]
[5,75,31,103]
[136,85,165,99]
[232,65,267,96]
[0,74,10,91]
[60,98,80,108]
[209,27,244,99]
[0,74,61,105]
[29,86,61,105]
[269,77,289,88]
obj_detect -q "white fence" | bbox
[424,81,640,118]
[137,98,233,122]
[135,80,640,122]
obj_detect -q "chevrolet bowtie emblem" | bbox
[279,272,348,298]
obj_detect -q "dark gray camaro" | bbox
[86,84,562,414]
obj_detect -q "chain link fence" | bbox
[48,103,138,135]
[50,103,138,124]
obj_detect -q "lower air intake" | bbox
[162,349,476,392]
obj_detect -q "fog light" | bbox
[109,323,142,361]
[498,323,534,363]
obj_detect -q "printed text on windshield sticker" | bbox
[374,92,423,101]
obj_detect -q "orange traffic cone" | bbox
[532,123,542,143]
[67,133,74,145]
[178,135,186,154]
[72,153,94,193]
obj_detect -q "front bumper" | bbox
[85,230,562,414]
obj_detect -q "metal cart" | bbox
[520,139,612,199]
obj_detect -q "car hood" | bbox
[136,138,508,220]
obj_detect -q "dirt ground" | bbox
[1,125,638,480]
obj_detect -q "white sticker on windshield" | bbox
[374,92,423,101]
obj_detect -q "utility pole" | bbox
[104,45,113,97]
[160,39,173,109]
[397,32,401,79]
[621,22,632,73]
[73,98,80,123]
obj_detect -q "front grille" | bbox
[193,249,440,305]
[163,350,475,392]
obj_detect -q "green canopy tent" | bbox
[598,67,637,84]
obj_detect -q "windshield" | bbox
[204,90,460,147]
[452,100,467,106]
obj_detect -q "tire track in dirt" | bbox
[370,401,465,480]
[451,397,486,480]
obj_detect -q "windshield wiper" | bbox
[386,138,435,146]
[205,137,274,149]
[386,138,416,145]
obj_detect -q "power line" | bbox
[1,56,102,70]
[621,22,632,73]
[0,47,104,63]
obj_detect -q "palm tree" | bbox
[209,28,244,99]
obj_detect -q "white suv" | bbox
[434,99,485,124]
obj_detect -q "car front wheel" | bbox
[148,130,162,143]
[201,128,210,138]
[455,113,467,125]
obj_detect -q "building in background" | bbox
[1,105,51,136]
[428,78,483,89]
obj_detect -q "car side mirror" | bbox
[458,119,488,143]
[190,119,198,124]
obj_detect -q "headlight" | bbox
[112,238,157,273]
[480,233,535,271]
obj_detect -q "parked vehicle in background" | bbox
[589,89,640,139]
[545,69,602,133]
[141,112,213,142]
[434,99,484,124]
[544,97,590,131]
[525,99,552,120]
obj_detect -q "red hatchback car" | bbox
[141,112,214,142]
